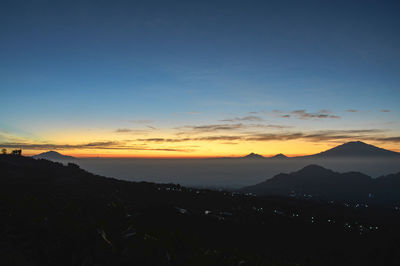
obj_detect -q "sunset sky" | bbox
[1,0,400,157]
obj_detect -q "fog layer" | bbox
[67,157,400,189]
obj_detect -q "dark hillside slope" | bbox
[241,164,400,203]
[1,155,400,265]
[242,165,373,200]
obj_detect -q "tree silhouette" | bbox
[11,149,22,156]
[1,148,6,155]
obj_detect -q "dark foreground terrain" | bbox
[1,155,400,265]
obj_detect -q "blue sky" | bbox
[1,0,399,156]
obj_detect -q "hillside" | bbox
[1,155,400,265]
[241,164,400,202]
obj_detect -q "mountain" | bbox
[270,153,288,159]
[242,152,265,159]
[241,164,400,202]
[239,141,399,161]
[32,151,76,160]
[309,141,400,158]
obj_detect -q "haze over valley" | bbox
[35,141,400,188]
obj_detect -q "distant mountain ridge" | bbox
[242,152,265,159]
[241,164,400,202]
[239,153,288,159]
[32,151,76,160]
[308,141,400,158]
[238,141,399,160]
[270,153,288,159]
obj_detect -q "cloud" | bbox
[0,141,192,152]
[289,110,340,119]
[115,128,135,133]
[194,136,244,142]
[244,129,385,142]
[137,136,243,142]
[381,109,391,113]
[371,136,400,142]
[220,115,263,122]
[177,123,245,133]
[262,109,341,119]
[137,138,191,143]
[345,109,358,113]
[176,123,291,134]
[0,141,123,150]
[135,129,387,144]
[114,128,150,134]
[129,120,153,124]
[299,129,382,142]
[245,133,304,141]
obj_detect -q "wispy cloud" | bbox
[263,109,341,119]
[115,128,135,133]
[345,109,358,113]
[0,131,30,143]
[0,141,123,150]
[136,129,392,144]
[0,141,192,152]
[381,109,391,113]
[370,136,400,142]
[176,123,291,134]
[177,124,245,133]
[137,138,191,143]
[114,128,151,134]
[289,110,340,119]
[220,115,263,122]
[137,136,244,143]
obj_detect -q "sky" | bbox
[1,0,400,157]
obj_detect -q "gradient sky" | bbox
[1,0,400,157]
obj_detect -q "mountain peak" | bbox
[41,151,62,155]
[271,153,288,159]
[295,164,334,175]
[315,141,400,158]
[33,151,76,160]
[243,152,265,159]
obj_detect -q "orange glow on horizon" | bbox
[45,153,309,159]
[10,135,400,158]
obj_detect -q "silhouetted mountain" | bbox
[242,164,400,202]
[242,152,265,159]
[233,141,399,161]
[309,141,400,158]
[32,151,76,160]
[270,153,288,159]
